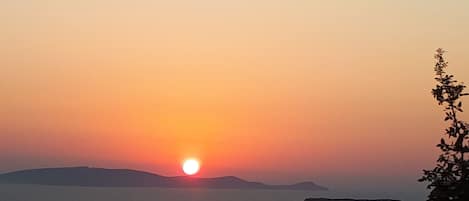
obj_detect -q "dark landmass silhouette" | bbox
[305,198,400,201]
[0,167,327,191]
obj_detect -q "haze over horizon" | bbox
[2,0,469,195]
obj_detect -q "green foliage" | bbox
[420,49,469,201]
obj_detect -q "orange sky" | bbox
[1,0,469,191]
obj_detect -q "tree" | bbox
[419,48,469,201]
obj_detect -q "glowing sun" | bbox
[182,158,200,175]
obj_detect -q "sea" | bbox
[0,184,426,201]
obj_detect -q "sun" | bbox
[182,158,200,175]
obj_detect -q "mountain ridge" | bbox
[0,166,327,191]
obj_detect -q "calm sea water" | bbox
[0,184,425,201]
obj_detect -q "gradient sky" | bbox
[1,0,469,193]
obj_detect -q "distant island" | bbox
[0,167,327,191]
[305,198,400,201]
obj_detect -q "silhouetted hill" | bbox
[0,167,327,191]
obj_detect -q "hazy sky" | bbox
[1,0,469,193]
